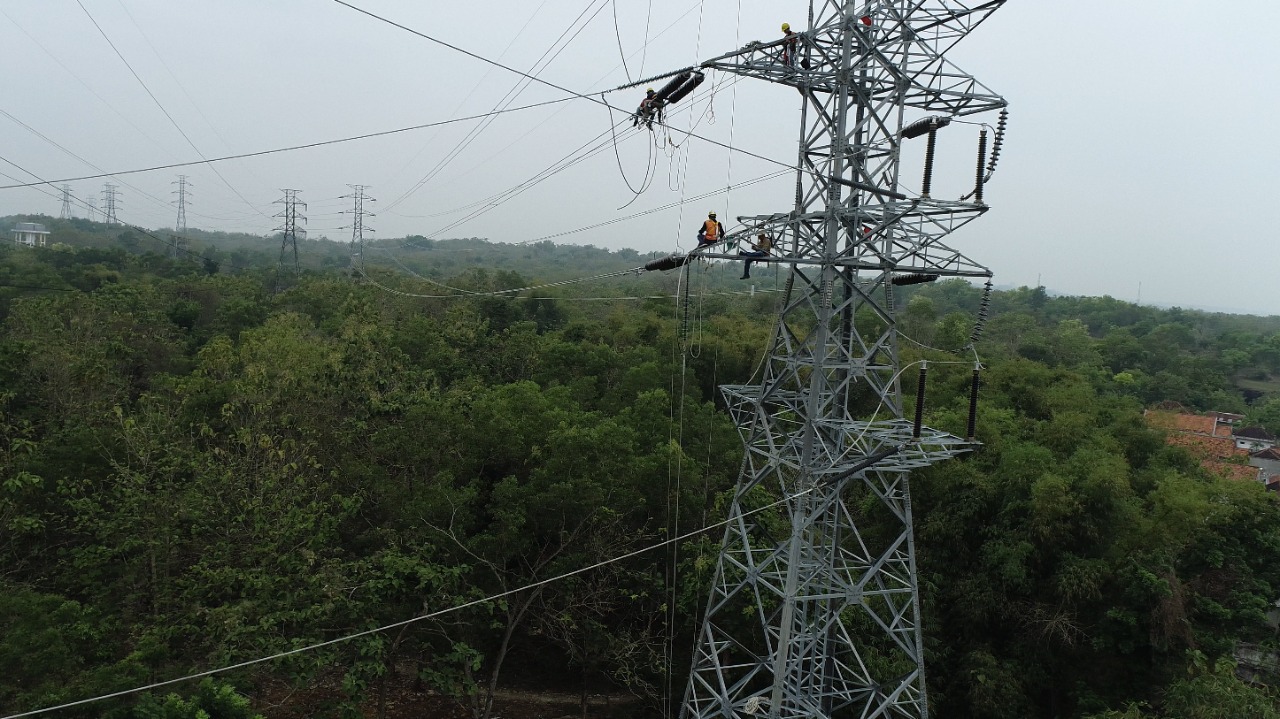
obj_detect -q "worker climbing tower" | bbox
[680,3,1008,719]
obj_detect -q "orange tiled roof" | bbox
[1205,461,1262,483]
[1145,410,1232,436]
[1166,433,1248,460]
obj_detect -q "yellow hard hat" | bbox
[781,22,790,31]
[708,211,717,217]
[646,87,655,93]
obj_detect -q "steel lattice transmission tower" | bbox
[101,183,121,225]
[168,233,189,259]
[59,185,73,219]
[173,175,192,232]
[274,189,307,274]
[680,3,1008,719]
[342,185,374,274]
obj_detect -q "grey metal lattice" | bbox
[680,3,1008,719]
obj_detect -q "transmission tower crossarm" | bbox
[680,2,1010,719]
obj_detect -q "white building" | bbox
[1234,426,1277,452]
[11,222,50,248]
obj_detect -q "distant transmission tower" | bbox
[87,196,99,222]
[274,189,307,274]
[101,183,121,225]
[172,175,191,232]
[59,185,73,219]
[677,3,1009,719]
[168,234,189,259]
[341,185,374,274]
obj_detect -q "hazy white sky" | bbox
[1,1,1277,314]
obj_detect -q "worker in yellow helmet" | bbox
[697,211,725,247]
[781,22,798,66]
[739,233,773,279]
[633,87,659,129]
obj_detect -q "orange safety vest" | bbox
[702,219,720,240]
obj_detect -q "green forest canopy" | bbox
[4,215,1280,719]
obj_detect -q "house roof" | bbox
[1147,410,1216,435]
[1205,461,1263,483]
[1252,447,1280,461]
[13,222,49,233]
[1234,426,1277,441]
[1167,433,1249,460]
[1145,410,1237,437]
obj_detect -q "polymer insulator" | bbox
[891,273,938,286]
[644,253,690,272]
[974,129,988,205]
[966,367,981,440]
[968,279,993,342]
[921,123,938,198]
[912,362,928,439]
[900,115,951,140]
[666,72,706,105]
[652,72,692,103]
[984,109,1008,180]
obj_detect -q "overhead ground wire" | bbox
[0,98,579,191]
[75,0,269,220]
[383,0,613,212]
[331,0,803,178]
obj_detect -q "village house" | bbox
[11,222,50,248]
[1144,408,1264,483]
[1234,425,1277,452]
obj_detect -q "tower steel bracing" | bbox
[101,183,121,225]
[173,175,191,232]
[274,188,307,274]
[342,184,374,273]
[680,3,1008,719]
[59,184,73,219]
[169,233,188,259]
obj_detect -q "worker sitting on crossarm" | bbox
[739,233,772,279]
[697,211,725,247]
[633,87,660,128]
[781,23,798,66]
